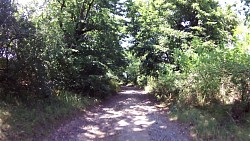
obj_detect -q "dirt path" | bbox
[44,86,192,141]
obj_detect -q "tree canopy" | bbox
[0,0,249,106]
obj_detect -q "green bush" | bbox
[150,38,250,106]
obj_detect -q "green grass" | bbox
[169,104,250,141]
[0,91,98,141]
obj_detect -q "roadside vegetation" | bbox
[0,0,122,140]
[123,0,250,140]
[0,0,249,140]
[0,91,97,140]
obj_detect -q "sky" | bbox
[219,0,241,5]
[17,0,34,5]
[17,0,241,6]
[16,0,245,21]
[17,0,37,5]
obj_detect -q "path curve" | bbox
[44,86,192,141]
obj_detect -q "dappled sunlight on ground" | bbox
[119,90,146,95]
[45,86,191,141]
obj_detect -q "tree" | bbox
[0,0,51,97]
[0,0,17,71]
[125,0,238,77]
[35,0,126,97]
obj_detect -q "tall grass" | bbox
[0,90,97,140]
[168,105,250,141]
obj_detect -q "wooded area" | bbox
[0,0,249,140]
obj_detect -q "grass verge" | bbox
[168,104,250,141]
[0,91,98,141]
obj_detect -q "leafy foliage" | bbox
[0,0,126,99]
[125,0,238,78]
[124,1,249,139]
[0,0,250,139]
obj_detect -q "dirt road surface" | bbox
[44,86,192,141]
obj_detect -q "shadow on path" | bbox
[45,86,192,141]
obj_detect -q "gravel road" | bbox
[44,86,192,141]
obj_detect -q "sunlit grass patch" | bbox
[169,105,250,141]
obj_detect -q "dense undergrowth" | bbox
[146,40,250,140]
